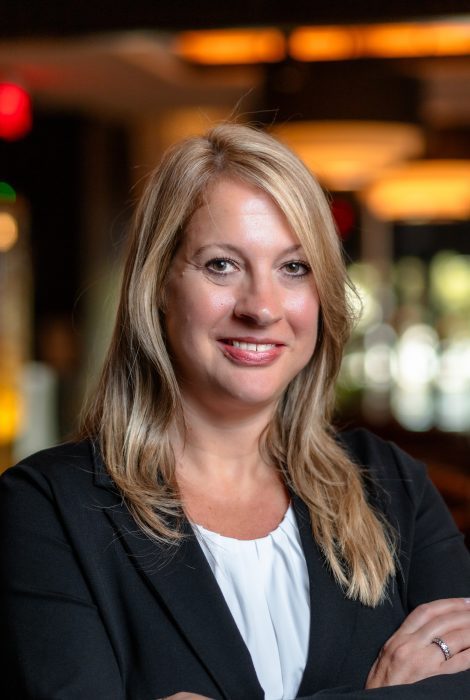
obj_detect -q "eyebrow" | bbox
[194,243,304,256]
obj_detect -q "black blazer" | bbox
[1,429,469,699]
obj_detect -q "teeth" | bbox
[231,341,276,352]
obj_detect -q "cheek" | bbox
[284,292,320,337]
[169,280,236,335]
[198,287,235,317]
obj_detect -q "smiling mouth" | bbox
[218,339,285,365]
[226,340,278,352]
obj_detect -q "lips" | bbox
[218,338,285,365]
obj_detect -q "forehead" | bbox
[195,178,276,217]
[183,177,299,245]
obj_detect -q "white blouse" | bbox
[192,504,310,700]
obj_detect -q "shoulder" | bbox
[0,439,121,556]
[337,427,436,533]
[0,439,100,505]
[337,428,463,555]
[338,427,428,504]
[339,426,418,470]
[8,439,95,469]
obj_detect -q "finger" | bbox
[419,610,470,644]
[429,626,470,662]
[435,646,470,675]
[377,607,470,671]
[399,598,470,634]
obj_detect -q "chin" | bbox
[218,379,287,410]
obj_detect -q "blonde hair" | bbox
[81,122,395,606]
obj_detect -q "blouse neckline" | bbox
[191,502,294,545]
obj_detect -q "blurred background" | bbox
[0,1,469,544]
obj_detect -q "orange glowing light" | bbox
[0,384,22,445]
[173,28,286,64]
[272,121,423,191]
[363,22,470,58]
[290,26,360,61]
[0,82,32,140]
[363,161,470,221]
[0,212,18,252]
[289,22,470,62]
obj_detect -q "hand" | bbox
[366,598,470,688]
[158,694,214,699]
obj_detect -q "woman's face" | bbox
[165,177,320,415]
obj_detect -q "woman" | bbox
[1,123,469,699]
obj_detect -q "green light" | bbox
[0,182,16,203]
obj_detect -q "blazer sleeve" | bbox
[387,440,470,609]
[0,462,125,699]
[302,672,470,698]
[295,433,470,699]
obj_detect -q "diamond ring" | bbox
[431,636,452,661]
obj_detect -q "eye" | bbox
[205,257,239,275]
[282,260,311,277]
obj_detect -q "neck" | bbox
[172,395,276,486]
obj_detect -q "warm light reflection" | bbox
[363,161,470,221]
[272,121,423,190]
[173,29,286,64]
[0,384,22,445]
[390,325,439,431]
[339,351,365,390]
[364,344,392,387]
[392,325,439,389]
[394,257,426,303]
[436,339,470,432]
[341,253,470,434]
[436,391,470,432]
[437,339,470,393]
[0,212,18,252]
[430,251,470,312]
[391,387,434,432]
[290,26,360,61]
[173,21,470,67]
[363,22,470,58]
[363,324,396,389]
[289,22,470,62]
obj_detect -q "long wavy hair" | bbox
[81,122,395,606]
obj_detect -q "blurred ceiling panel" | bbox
[0,34,260,118]
[2,1,470,37]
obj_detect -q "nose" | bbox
[233,274,283,326]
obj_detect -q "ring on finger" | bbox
[431,636,452,661]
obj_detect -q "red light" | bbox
[331,198,356,239]
[0,83,32,140]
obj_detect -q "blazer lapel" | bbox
[293,495,361,695]
[92,445,263,700]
